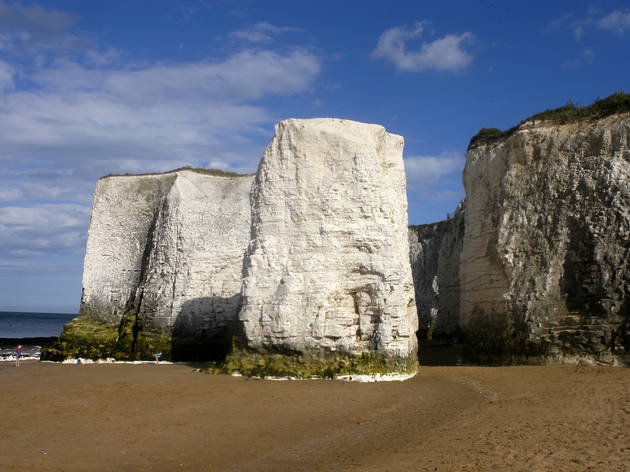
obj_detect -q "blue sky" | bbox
[0,0,629,313]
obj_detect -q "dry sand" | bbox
[1,361,628,472]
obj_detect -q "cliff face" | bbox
[461,114,629,365]
[238,119,418,368]
[408,204,465,341]
[52,169,253,360]
[47,110,628,368]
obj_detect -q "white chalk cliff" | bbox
[408,203,465,340]
[81,168,253,348]
[52,108,628,367]
[459,113,629,364]
[239,119,418,359]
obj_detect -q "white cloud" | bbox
[0,0,75,34]
[0,204,89,261]
[597,10,630,35]
[0,181,80,203]
[0,203,87,227]
[0,49,320,178]
[372,23,474,72]
[0,60,15,92]
[230,22,301,43]
[404,152,464,189]
[563,47,596,68]
[33,49,319,101]
[550,14,587,41]
[0,5,322,270]
[551,9,630,40]
[0,259,42,268]
[85,47,123,66]
[0,0,84,53]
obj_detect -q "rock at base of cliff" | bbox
[41,314,235,362]
[205,349,418,379]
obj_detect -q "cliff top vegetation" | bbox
[469,91,630,149]
[101,166,254,179]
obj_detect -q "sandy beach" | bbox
[1,361,628,472]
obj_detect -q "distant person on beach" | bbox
[15,345,22,367]
[154,352,162,364]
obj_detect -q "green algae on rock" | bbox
[41,312,237,362]
[41,313,173,361]
[42,315,127,361]
[203,349,418,379]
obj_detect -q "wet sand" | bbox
[1,361,628,472]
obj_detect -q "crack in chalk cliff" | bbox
[44,169,253,362]
[167,181,183,319]
[351,290,362,338]
[120,178,176,355]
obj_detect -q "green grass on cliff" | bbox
[102,166,254,179]
[469,91,630,148]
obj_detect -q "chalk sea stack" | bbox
[44,119,419,376]
[44,168,253,361]
[234,119,418,376]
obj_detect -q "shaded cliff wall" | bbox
[239,118,418,366]
[461,113,629,365]
[408,203,465,340]
[80,173,175,326]
[54,169,253,360]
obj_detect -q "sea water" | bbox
[0,311,75,360]
[0,311,75,338]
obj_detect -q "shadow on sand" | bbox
[418,340,465,366]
